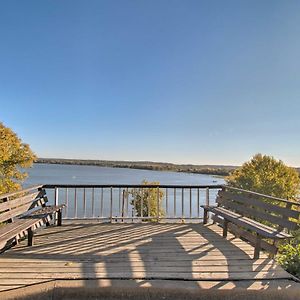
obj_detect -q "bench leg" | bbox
[27,228,34,246]
[57,210,62,226]
[223,219,229,238]
[203,209,208,224]
[254,234,262,259]
[45,218,51,227]
[267,239,279,258]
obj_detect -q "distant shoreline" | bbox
[36,158,238,176]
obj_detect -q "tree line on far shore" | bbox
[36,158,238,176]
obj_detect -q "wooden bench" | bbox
[0,185,65,250]
[202,186,300,259]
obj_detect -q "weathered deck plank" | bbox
[0,222,295,292]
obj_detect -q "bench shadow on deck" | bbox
[0,222,299,298]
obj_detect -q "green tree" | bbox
[0,122,36,194]
[226,153,300,200]
[128,180,165,220]
[227,154,300,278]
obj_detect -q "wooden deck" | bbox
[0,222,296,292]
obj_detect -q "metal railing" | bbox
[43,184,223,222]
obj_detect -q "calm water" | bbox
[25,163,225,186]
[24,163,225,220]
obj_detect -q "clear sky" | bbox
[1,1,300,166]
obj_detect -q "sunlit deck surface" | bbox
[0,222,297,293]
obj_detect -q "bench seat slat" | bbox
[0,191,48,223]
[0,205,64,247]
[0,219,35,240]
[201,205,280,234]
[0,219,40,244]
[205,206,291,239]
[21,205,65,219]
[214,206,289,235]
[0,202,34,223]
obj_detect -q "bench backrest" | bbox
[217,187,300,231]
[0,185,48,223]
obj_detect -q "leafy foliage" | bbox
[128,180,165,220]
[226,153,300,200]
[0,122,36,194]
[277,242,300,278]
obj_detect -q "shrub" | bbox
[128,180,165,220]
[277,241,300,278]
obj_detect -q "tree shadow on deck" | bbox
[0,222,296,296]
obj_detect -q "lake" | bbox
[24,163,225,220]
[25,163,225,186]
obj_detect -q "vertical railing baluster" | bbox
[110,187,113,223]
[148,188,150,218]
[54,187,58,206]
[189,188,192,218]
[126,187,129,218]
[206,187,210,222]
[174,188,176,217]
[83,188,86,218]
[197,188,200,218]
[119,188,121,217]
[92,187,95,218]
[166,188,168,217]
[181,188,184,219]
[74,188,77,219]
[206,187,210,206]
[132,191,136,222]
[133,189,136,220]
[54,187,59,223]
[156,186,159,222]
[65,188,68,218]
[141,188,143,219]
[121,189,125,222]
[100,188,103,218]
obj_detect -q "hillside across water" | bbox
[36,158,239,176]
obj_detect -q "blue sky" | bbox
[1,1,300,166]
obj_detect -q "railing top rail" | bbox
[0,185,44,200]
[225,186,300,206]
[43,184,223,189]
